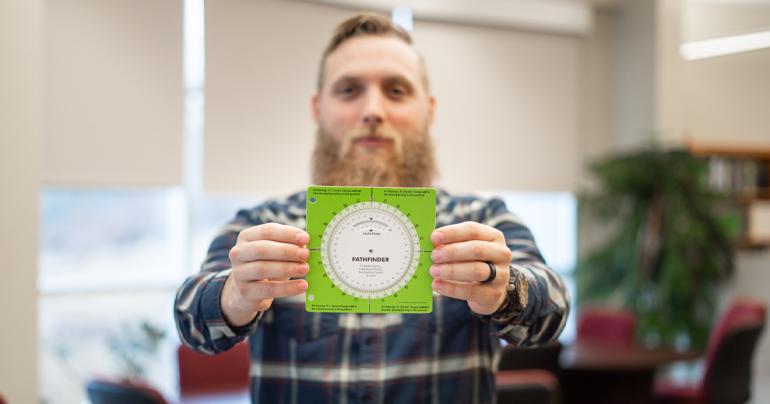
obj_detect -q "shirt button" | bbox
[365,335,376,345]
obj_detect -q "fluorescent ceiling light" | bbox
[680,30,770,60]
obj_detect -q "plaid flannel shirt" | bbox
[174,189,570,404]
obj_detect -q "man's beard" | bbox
[311,124,437,188]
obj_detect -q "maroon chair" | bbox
[497,369,560,404]
[177,340,251,397]
[655,299,767,404]
[497,342,563,404]
[576,306,636,346]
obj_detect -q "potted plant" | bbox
[576,147,740,349]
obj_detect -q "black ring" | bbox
[481,261,496,284]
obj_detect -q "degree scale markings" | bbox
[321,201,420,299]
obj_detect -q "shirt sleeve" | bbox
[475,197,571,346]
[174,208,262,354]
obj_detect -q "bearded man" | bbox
[175,12,569,404]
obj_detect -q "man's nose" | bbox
[361,90,385,128]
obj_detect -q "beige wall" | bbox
[655,0,686,142]
[658,0,770,144]
[204,0,347,195]
[579,9,615,165]
[611,0,657,149]
[0,0,42,401]
[681,48,770,142]
[683,0,770,42]
[416,20,581,192]
[592,0,770,147]
[44,0,183,186]
[204,0,584,195]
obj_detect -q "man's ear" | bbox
[428,95,436,126]
[312,93,320,124]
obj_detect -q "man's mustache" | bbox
[339,127,401,158]
[349,128,398,142]
[352,134,394,141]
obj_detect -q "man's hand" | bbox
[429,222,512,315]
[221,223,310,327]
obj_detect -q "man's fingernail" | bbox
[297,248,309,260]
[431,280,442,291]
[296,232,309,244]
[431,232,444,245]
[429,265,441,278]
[432,249,443,262]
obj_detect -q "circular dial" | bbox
[321,201,420,299]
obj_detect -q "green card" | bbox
[305,186,436,313]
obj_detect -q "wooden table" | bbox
[558,342,700,404]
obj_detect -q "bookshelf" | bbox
[686,138,770,248]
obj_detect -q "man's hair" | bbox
[317,13,427,91]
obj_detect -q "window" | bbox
[39,188,187,293]
[485,191,578,343]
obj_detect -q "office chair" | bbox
[576,306,636,346]
[85,378,167,404]
[177,340,251,397]
[498,341,562,375]
[655,299,767,404]
[497,369,560,404]
[497,342,563,404]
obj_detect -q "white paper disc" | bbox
[320,202,420,299]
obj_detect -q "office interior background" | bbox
[1,0,769,403]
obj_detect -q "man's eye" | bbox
[388,86,406,97]
[336,86,358,96]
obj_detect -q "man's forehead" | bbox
[323,35,424,85]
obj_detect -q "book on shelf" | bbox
[747,201,770,245]
[706,157,768,198]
